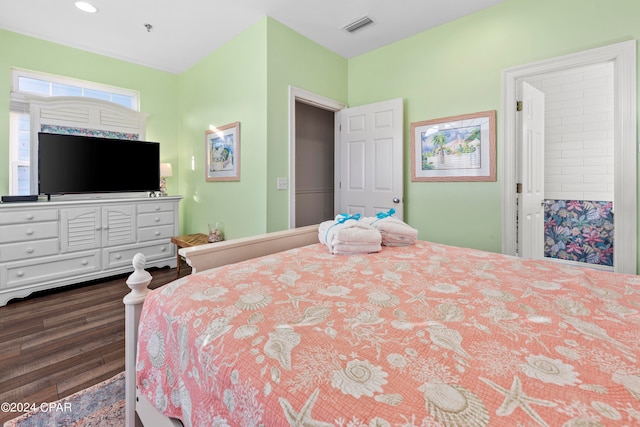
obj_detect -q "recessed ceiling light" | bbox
[75,1,98,13]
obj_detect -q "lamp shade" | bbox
[160,163,173,177]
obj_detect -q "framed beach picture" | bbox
[410,110,496,182]
[205,121,240,182]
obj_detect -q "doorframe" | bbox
[288,86,347,228]
[501,40,637,274]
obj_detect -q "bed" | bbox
[124,224,640,427]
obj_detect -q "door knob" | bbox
[392,198,400,204]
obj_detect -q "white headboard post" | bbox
[123,253,152,427]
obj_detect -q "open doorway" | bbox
[502,40,637,274]
[294,101,335,227]
[520,63,615,268]
[288,87,346,228]
[288,87,405,229]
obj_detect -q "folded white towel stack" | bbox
[318,214,382,255]
[363,209,418,246]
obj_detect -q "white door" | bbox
[517,82,545,259]
[337,98,404,219]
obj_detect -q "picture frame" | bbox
[410,110,496,182]
[205,121,240,182]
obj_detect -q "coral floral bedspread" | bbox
[136,241,640,426]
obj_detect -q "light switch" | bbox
[277,177,288,190]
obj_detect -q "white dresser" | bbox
[0,196,181,306]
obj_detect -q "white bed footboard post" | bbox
[123,253,153,427]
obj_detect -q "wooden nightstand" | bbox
[171,233,210,275]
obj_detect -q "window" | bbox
[13,69,138,109]
[9,69,140,195]
[8,112,30,195]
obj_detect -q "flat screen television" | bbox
[38,132,160,197]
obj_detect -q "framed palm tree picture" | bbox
[410,110,496,182]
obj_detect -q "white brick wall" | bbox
[526,62,614,201]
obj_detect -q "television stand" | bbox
[0,196,182,306]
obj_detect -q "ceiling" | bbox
[0,0,505,74]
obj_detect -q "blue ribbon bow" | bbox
[376,208,396,219]
[325,213,361,242]
[370,208,395,225]
[336,213,361,224]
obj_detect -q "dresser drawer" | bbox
[2,251,100,289]
[138,225,174,242]
[104,241,173,270]
[137,202,174,214]
[0,209,58,225]
[138,211,174,228]
[0,222,59,244]
[0,238,59,262]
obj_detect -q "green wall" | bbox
[178,18,347,238]
[178,20,268,238]
[0,29,180,196]
[265,19,348,232]
[348,0,640,254]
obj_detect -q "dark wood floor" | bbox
[0,262,190,425]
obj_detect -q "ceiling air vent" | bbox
[343,16,374,33]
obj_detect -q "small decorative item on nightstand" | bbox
[159,163,173,196]
[208,222,224,242]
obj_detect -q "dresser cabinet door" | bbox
[61,207,101,253]
[102,205,136,247]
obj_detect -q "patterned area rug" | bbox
[3,372,125,427]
